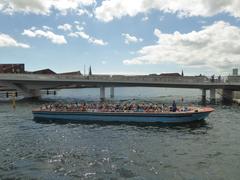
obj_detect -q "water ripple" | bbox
[0,101,240,179]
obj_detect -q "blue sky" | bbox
[0,0,240,75]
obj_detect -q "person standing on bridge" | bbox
[218,75,221,82]
[211,75,215,82]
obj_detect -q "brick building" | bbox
[0,64,25,73]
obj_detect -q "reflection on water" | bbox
[34,118,210,130]
[0,88,240,179]
[45,87,203,103]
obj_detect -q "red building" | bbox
[0,64,25,73]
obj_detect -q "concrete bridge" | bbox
[0,73,240,104]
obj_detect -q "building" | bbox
[0,64,25,73]
[149,73,158,76]
[89,66,92,76]
[233,68,238,76]
[159,73,181,77]
[59,71,82,75]
[32,69,56,75]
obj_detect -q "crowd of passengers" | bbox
[39,101,191,113]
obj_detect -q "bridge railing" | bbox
[0,73,86,80]
[0,73,210,83]
[109,75,210,83]
[226,76,240,83]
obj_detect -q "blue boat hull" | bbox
[32,111,212,124]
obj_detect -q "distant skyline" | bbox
[0,0,240,75]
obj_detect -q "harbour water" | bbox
[0,87,240,179]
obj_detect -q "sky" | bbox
[0,0,240,75]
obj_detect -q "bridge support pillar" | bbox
[210,89,216,104]
[222,89,233,105]
[201,89,206,105]
[110,87,114,98]
[100,86,105,101]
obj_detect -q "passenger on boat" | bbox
[39,102,192,113]
[172,100,177,112]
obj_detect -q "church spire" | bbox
[89,66,92,76]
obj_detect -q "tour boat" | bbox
[32,107,214,124]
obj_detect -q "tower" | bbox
[89,66,92,76]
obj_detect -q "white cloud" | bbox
[58,23,84,35]
[68,30,108,46]
[58,23,72,31]
[0,33,30,48]
[22,27,67,44]
[0,0,96,15]
[68,32,79,38]
[88,37,108,46]
[123,21,240,71]
[95,0,142,22]
[42,26,52,30]
[122,33,143,44]
[77,31,89,39]
[95,0,240,22]
[30,26,36,30]
[77,8,93,17]
[141,16,149,21]
[76,25,84,31]
[0,3,3,10]
[78,0,96,6]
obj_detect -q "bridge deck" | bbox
[0,73,240,90]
